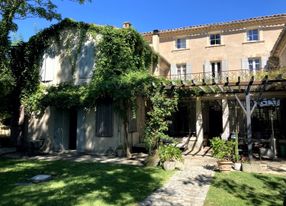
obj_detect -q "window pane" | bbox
[247,29,259,41]
[176,38,186,49]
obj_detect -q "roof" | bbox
[271,26,286,57]
[142,14,286,40]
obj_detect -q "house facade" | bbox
[28,25,146,154]
[143,14,286,157]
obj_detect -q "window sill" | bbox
[172,48,190,52]
[242,40,264,44]
[205,44,226,48]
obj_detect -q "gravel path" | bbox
[140,156,216,206]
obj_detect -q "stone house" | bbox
[28,23,146,154]
[143,14,286,157]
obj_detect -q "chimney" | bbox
[152,29,160,53]
[122,22,132,28]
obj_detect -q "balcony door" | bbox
[211,61,222,80]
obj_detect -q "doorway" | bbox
[69,108,77,150]
[209,101,223,139]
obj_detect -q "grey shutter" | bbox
[186,62,192,80]
[170,64,177,80]
[96,100,113,137]
[79,41,95,79]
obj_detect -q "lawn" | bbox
[0,158,173,206]
[204,171,286,206]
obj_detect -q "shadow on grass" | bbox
[0,158,171,206]
[209,172,286,206]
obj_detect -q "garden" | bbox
[0,158,173,206]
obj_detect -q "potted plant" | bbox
[116,145,124,157]
[210,137,234,172]
[158,144,183,170]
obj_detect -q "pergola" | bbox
[162,72,286,159]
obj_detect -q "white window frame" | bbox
[175,38,187,49]
[176,64,187,80]
[247,29,259,41]
[210,34,221,45]
[210,61,222,79]
[248,57,261,73]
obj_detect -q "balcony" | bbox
[164,68,286,85]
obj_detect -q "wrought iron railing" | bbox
[162,69,286,84]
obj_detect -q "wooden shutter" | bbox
[41,54,55,82]
[186,62,192,80]
[222,60,228,72]
[241,58,249,70]
[261,56,268,69]
[43,54,55,82]
[96,100,113,137]
[204,61,211,73]
[170,64,177,80]
[79,41,95,79]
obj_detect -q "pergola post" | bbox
[196,97,204,146]
[245,93,253,160]
[221,99,230,140]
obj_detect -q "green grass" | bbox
[204,171,286,206]
[0,158,173,206]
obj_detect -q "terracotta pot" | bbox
[217,160,233,172]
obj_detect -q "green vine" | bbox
[144,89,178,154]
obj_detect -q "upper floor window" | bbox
[177,64,187,80]
[248,58,261,71]
[210,34,221,45]
[176,38,186,49]
[247,29,259,41]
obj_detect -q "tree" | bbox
[0,0,91,147]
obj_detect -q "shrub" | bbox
[158,145,182,162]
[210,137,234,161]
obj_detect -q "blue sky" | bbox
[13,0,286,41]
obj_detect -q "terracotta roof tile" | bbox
[142,14,286,36]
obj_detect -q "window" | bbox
[176,38,186,49]
[248,58,261,71]
[247,29,259,41]
[210,34,221,45]
[177,64,186,80]
[211,61,222,79]
[96,99,113,137]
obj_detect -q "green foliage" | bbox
[233,132,240,162]
[22,20,158,114]
[0,1,91,118]
[144,90,178,154]
[158,145,183,162]
[210,137,235,161]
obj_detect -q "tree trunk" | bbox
[123,119,132,158]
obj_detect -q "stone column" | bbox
[196,97,204,146]
[221,99,230,140]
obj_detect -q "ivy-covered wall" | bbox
[23,18,166,154]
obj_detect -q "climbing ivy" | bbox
[144,89,178,154]
[22,19,158,112]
